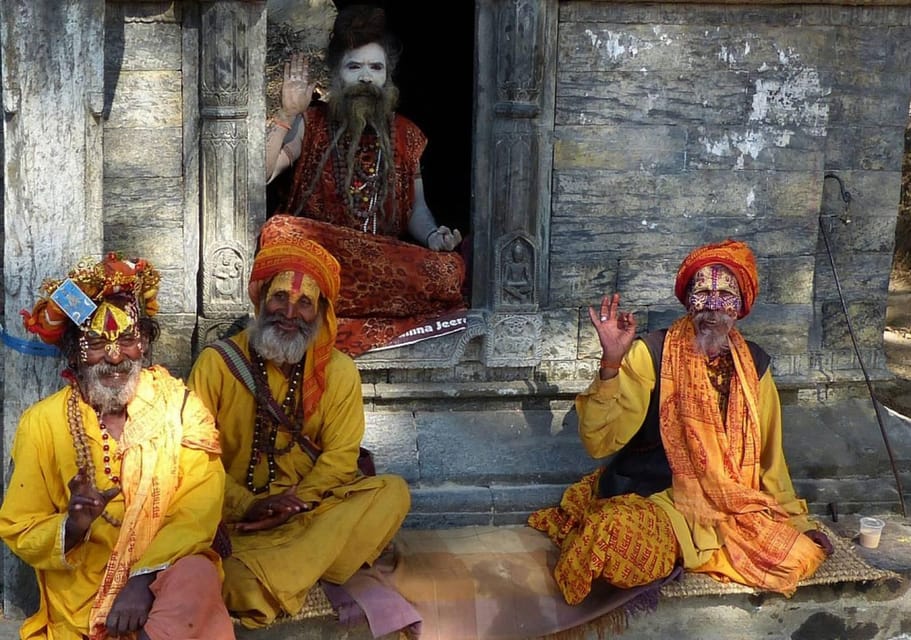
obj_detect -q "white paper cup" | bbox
[858,517,885,549]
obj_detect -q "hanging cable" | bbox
[821,172,906,517]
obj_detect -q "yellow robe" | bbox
[0,367,226,640]
[188,330,411,628]
[576,338,818,573]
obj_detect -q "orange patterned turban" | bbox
[674,239,759,318]
[20,253,160,346]
[250,215,342,416]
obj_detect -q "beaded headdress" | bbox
[21,252,161,346]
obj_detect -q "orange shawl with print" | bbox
[88,369,222,639]
[659,317,824,594]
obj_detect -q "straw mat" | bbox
[660,524,901,598]
[288,583,336,620]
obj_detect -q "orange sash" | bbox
[88,369,222,638]
[659,317,823,594]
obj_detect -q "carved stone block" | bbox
[481,313,543,367]
[495,234,537,309]
[202,243,249,316]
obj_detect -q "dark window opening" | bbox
[267,1,475,243]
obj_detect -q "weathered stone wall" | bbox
[2,0,910,535]
[541,2,910,392]
[102,2,199,375]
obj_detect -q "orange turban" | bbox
[250,215,342,416]
[674,239,759,318]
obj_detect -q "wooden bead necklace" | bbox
[65,383,122,527]
[245,351,304,494]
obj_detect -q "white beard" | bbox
[78,358,142,414]
[691,311,735,358]
[248,311,320,365]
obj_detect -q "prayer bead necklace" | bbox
[246,352,304,494]
[331,126,387,235]
[98,420,120,485]
[65,383,122,527]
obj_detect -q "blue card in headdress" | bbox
[50,279,98,326]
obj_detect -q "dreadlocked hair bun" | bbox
[326,5,400,74]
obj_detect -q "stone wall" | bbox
[2,0,910,536]
[102,2,199,374]
[540,3,910,391]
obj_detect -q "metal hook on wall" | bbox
[823,172,852,224]
[820,172,906,517]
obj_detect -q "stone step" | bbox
[362,398,911,527]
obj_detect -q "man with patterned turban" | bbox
[187,215,411,628]
[264,4,467,356]
[529,239,833,605]
[0,253,233,640]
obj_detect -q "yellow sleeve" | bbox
[0,403,72,570]
[295,352,364,505]
[187,346,258,521]
[577,339,657,459]
[757,370,815,533]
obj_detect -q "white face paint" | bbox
[339,43,388,88]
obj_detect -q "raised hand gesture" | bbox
[65,468,120,550]
[280,52,316,118]
[588,293,637,370]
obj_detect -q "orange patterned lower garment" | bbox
[528,470,679,605]
[286,216,467,356]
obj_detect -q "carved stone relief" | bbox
[496,234,536,308]
[202,243,247,315]
[481,312,543,367]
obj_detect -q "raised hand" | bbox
[588,293,637,368]
[427,226,462,251]
[65,468,120,549]
[280,52,316,118]
[236,488,310,533]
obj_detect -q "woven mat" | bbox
[288,584,336,620]
[660,525,901,598]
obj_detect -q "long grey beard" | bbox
[248,313,320,365]
[79,358,142,415]
[692,311,735,358]
[327,82,398,205]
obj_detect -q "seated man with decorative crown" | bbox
[187,216,411,628]
[266,4,467,356]
[529,239,834,605]
[0,253,234,640]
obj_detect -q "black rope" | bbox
[821,172,906,517]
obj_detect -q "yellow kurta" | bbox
[0,367,226,640]
[188,330,410,628]
[576,338,817,571]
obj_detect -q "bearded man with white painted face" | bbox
[0,254,233,640]
[529,239,834,605]
[264,4,467,357]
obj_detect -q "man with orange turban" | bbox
[0,253,233,640]
[188,215,411,628]
[529,239,833,605]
